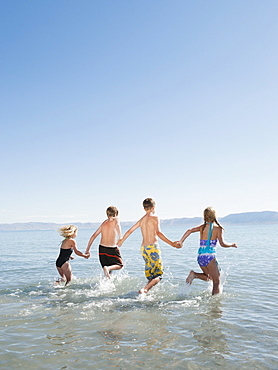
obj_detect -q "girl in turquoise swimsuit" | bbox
[179,207,237,295]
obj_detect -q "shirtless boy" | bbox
[85,206,123,278]
[117,198,181,294]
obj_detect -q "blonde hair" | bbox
[58,225,78,238]
[202,207,223,231]
[106,206,118,218]
[143,198,156,210]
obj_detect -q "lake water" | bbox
[1,224,278,369]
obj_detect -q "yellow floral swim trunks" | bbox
[141,244,163,281]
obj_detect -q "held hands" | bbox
[117,239,123,247]
[173,241,183,248]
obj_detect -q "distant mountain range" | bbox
[0,211,278,231]
[161,211,278,226]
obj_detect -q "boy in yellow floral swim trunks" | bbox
[117,198,181,294]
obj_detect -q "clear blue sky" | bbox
[1,0,277,224]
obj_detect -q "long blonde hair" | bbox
[58,225,78,238]
[202,207,223,231]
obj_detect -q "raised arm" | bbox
[180,225,201,244]
[217,228,237,248]
[85,226,101,254]
[117,220,140,247]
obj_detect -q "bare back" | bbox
[200,223,221,240]
[60,238,75,249]
[100,218,121,247]
[139,213,159,246]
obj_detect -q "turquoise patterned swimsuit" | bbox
[197,223,218,267]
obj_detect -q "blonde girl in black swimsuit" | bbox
[56,225,89,285]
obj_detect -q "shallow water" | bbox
[1,224,278,369]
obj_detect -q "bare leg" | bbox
[186,261,220,295]
[207,259,220,295]
[60,262,72,286]
[103,265,122,279]
[107,265,122,274]
[103,266,111,279]
[186,269,210,284]
[56,267,66,282]
[139,277,161,294]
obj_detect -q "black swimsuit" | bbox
[56,248,73,268]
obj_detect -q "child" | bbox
[85,206,123,279]
[179,207,237,295]
[117,198,181,294]
[56,225,89,285]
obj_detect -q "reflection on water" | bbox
[192,299,230,362]
[47,331,82,348]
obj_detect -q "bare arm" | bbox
[85,226,101,254]
[180,225,201,244]
[116,219,122,239]
[117,220,141,246]
[156,219,180,248]
[157,230,179,247]
[217,228,237,248]
[72,240,89,258]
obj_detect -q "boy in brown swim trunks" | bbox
[85,206,123,278]
[117,198,181,294]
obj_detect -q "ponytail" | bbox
[203,207,224,231]
[215,219,224,231]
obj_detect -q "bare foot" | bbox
[56,277,66,283]
[54,278,66,286]
[139,277,161,294]
[103,266,111,279]
[139,288,148,294]
[186,270,195,284]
